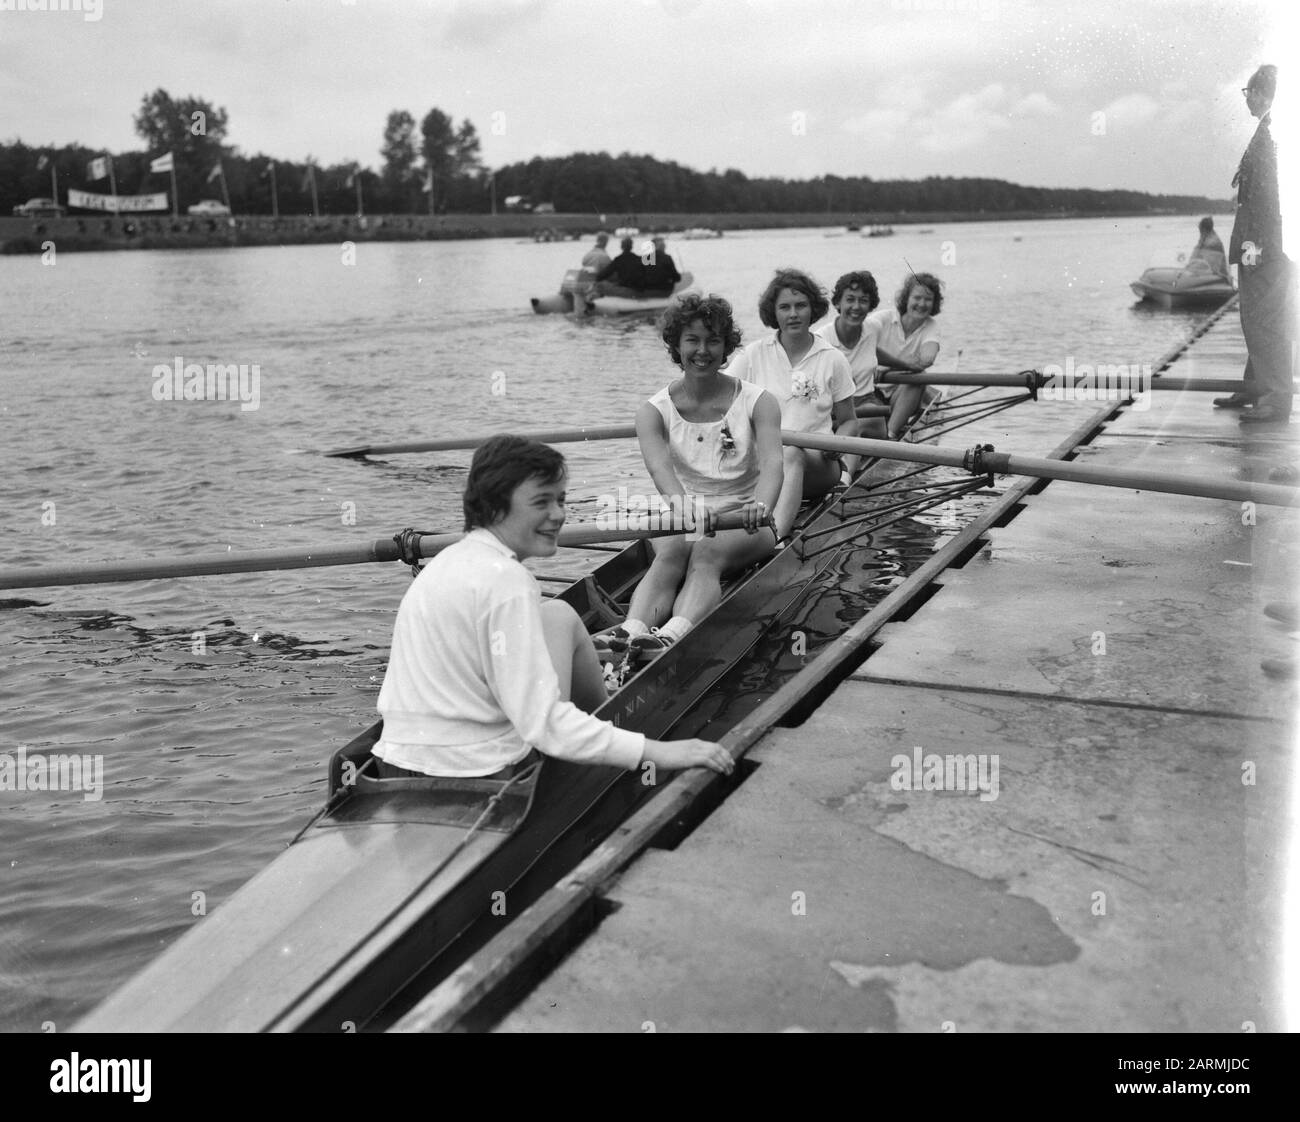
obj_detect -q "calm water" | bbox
[0,215,1225,1029]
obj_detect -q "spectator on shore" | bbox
[594,236,646,298]
[641,236,682,297]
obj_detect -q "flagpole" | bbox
[106,155,118,214]
[269,161,279,219]
[217,161,232,212]
[169,163,178,219]
[310,166,319,218]
[50,162,58,206]
[354,166,363,217]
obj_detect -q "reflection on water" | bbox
[0,216,1224,1029]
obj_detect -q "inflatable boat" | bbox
[531,270,695,316]
[1130,259,1235,309]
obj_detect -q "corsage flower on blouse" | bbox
[790,372,816,400]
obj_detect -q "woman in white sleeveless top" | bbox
[596,294,783,656]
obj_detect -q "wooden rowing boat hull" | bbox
[76,486,850,1031]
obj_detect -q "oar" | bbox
[875,371,1287,395]
[321,424,638,459]
[0,512,753,591]
[785,430,1300,509]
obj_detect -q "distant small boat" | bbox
[680,227,722,239]
[865,225,895,238]
[1130,262,1236,309]
[613,225,640,238]
[530,270,696,316]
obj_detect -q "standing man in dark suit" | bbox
[1223,65,1295,424]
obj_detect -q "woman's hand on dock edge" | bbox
[643,738,735,775]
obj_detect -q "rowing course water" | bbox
[0,216,1228,1030]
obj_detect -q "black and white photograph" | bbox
[0,0,1294,1068]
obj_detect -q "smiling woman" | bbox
[370,434,733,782]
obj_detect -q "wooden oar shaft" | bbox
[324,424,638,459]
[784,431,1300,509]
[875,373,1282,394]
[876,371,1041,388]
[0,514,751,591]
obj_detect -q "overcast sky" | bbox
[0,0,1291,198]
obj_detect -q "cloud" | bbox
[1098,93,1161,129]
[916,83,1013,153]
[841,109,910,145]
[1009,92,1060,118]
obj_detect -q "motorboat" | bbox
[531,270,695,316]
[1130,258,1236,309]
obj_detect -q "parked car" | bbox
[12,197,65,218]
[186,200,231,217]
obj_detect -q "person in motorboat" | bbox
[868,271,943,440]
[724,268,856,540]
[815,270,890,476]
[1188,216,1230,279]
[581,232,612,273]
[641,236,683,297]
[371,434,733,780]
[594,294,783,661]
[593,236,646,298]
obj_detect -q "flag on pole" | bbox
[206,163,222,183]
[422,167,433,193]
[150,152,174,174]
[37,154,49,171]
[344,170,355,189]
[88,156,108,180]
[301,167,314,192]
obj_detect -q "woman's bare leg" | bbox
[670,528,775,623]
[624,536,689,628]
[888,383,927,438]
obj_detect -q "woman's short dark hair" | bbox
[896,272,944,317]
[658,292,742,365]
[831,270,880,312]
[757,267,830,329]
[463,435,566,530]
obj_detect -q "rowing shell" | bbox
[76,400,974,1032]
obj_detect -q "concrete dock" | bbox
[498,308,1297,1033]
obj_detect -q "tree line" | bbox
[1,90,1227,218]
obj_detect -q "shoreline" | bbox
[0,206,1210,255]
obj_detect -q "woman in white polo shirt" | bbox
[725,268,855,539]
[372,435,733,780]
[869,272,943,440]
